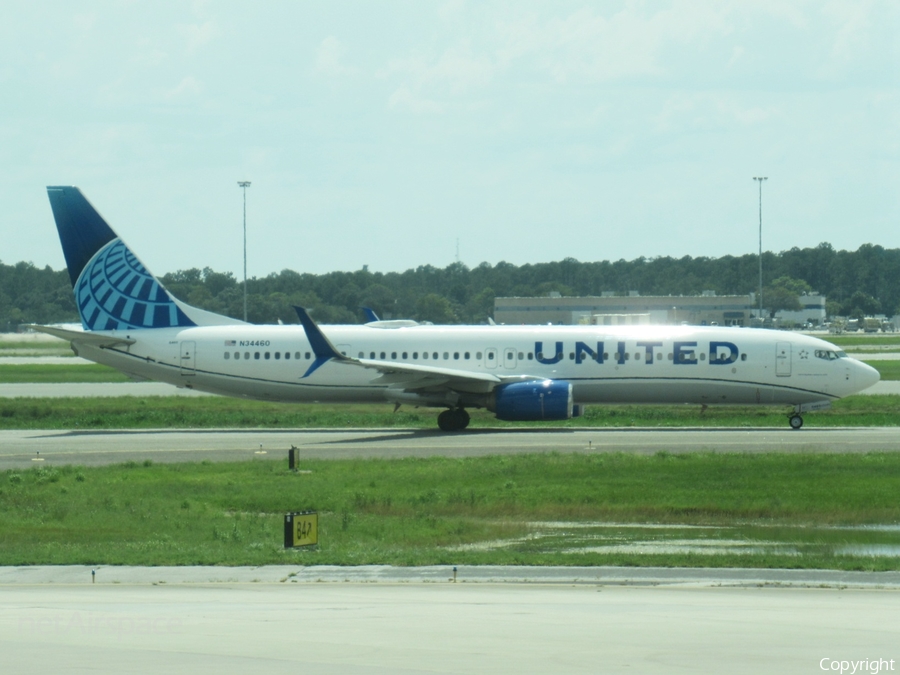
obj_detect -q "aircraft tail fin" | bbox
[46,186,245,331]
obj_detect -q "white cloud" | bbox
[388,86,443,114]
[165,76,203,101]
[313,36,358,77]
[655,93,777,132]
[177,20,218,54]
[383,40,494,92]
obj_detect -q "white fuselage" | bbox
[74,324,879,408]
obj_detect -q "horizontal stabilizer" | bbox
[28,324,135,348]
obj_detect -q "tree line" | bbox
[2,242,897,330]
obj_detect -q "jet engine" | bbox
[489,380,574,421]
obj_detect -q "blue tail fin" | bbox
[47,187,240,331]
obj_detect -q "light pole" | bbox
[753,176,767,323]
[238,181,251,322]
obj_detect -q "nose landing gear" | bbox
[437,407,470,432]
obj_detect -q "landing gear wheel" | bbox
[789,414,803,430]
[437,408,470,432]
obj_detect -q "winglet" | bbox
[294,306,348,377]
[361,307,380,323]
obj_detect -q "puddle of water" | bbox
[564,542,800,556]
[836,545,900,557]
[449,521,900,557]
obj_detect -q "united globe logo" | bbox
[75,239,194,330]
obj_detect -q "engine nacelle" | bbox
[490,380,574,421]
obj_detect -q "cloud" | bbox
[388,86,443,114]
[165,76,203,101]
[313,36,358,77]
[655,93,777,132]
[177,20,218,54]
[382,40,494,93]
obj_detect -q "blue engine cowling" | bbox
[490,380,574,421]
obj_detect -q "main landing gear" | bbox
[789,414,803,430]
[437,407,470,432]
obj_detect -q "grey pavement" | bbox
[3,564,900,588]
[2,577,898,674]
[2,427,900,470]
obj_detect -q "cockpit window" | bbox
[815,350,839,361]
[836,351,848,358]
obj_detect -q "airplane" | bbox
[33,186,880,432]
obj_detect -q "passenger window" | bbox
[359,352,364,358]
[380,352,386,359]
[413,352,419,359]
[285,352,291,360]
[275,352,281,360]
[465,352,470,359]
[668,353,673,361]
[245,352,250,360]
[265,352,270,360]
[518,352,524,360]
[224,352,230,359]
[634,353,640,360]
[254,352,260,360]
[488,352,494,360]
[656,353,662,361]
[741,353,747,361]
[370,352,375,359]
[423,352,428,360]
[305,352,311,360]
[403,352,408,359]
[476,352,482,359]
[234,352,240,359]
[527,352,533,360]
[603,353,609,360]
[391,352,397,359]
[700,353,706,361]
[569,353,574,360]
[536,352,543,360]
[454,352,459,360]
[433,352,439,360]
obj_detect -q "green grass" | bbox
[0,340,72,356]
[2,454,899,569]
[1,394,899,429]
[826,335,900,346]
[0,364,130,383]
[861,360,900,380]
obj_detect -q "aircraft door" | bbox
[776,342,791,377]
[180,341,196,376]
[485,348,497,369]
[503,347,518,369]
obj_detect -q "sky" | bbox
[1,1,898,281]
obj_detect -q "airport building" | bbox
[773,294,827,325]
[493,292,827,327]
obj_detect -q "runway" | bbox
[3,572,898,674]
[2,426,900,469]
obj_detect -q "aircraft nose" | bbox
[852,359,880,392]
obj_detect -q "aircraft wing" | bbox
[28,324,136,348]
[293,306,538,394]
[354,358,503,393]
